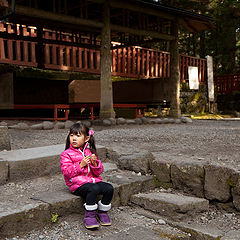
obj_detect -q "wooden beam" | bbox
[14,5,104,29]
[0,31,101,49]
[109,0,174,21]
[110,23,175,41]
[111,38,164,49]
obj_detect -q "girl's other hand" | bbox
[91,154,97,167]
[79,156,91,168]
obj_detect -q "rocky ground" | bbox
[3,119,240,239]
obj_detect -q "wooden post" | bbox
[100,0,115,119]
[169,19,181,118]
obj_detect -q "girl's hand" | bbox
[79,156,91,168]
[90,154,97,167]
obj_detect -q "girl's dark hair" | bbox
[65,122,96,154]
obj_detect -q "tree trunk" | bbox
[99,0,115,119]
[169,19,181,118]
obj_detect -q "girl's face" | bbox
[69,132,89,149]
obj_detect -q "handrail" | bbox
[0,22,207,83]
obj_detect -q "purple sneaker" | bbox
[84,210,99,229]
[97,210,111,226]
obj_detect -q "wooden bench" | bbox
[1,103,146,121]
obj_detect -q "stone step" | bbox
[0,166,155,238]
[0,144,108,184]
[131,190,209,221]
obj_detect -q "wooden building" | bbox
[0,0,213,119]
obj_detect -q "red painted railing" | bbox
[0,22,207,83]
[215,75,240,94]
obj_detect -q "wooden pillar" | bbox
[36,26,45,68]
[169,19,181,118]
[99,0,115,119]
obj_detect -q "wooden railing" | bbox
[215,75,240,94]
[0,22,207,83]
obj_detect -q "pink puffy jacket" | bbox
[60,143,103,192]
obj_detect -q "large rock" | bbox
[116,118,126,125]
[0,126,11,151]
[125,119,136,125]
[134,118,143,124]
[54,122,65,129]
[81,120,91,128]
[181,117,193,123]
[9,122,29,130]
[42,121,54,130]
[204,164,235,202]
[102,119,112,126]
[171,161,205,198]
[65,120,74,129]
[30,123,43,130]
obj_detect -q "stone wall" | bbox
[150,154,240,211]
[180,84,208,114]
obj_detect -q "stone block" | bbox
[96,145,108,162]
[204,164,235,202]
[116,149,153,174]
[131,192,209,220]
[221,230,240,240]
[107,146,153,174]
[31,189,83,216]
[149,158,171,188]
[0,202,50,238]
[231,171,240,211]
[104,170,155,205]
[171,161,205,197]
[0,126,11,151]
[0,144,65,181]
[0,160,8,184]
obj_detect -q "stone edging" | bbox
[149,156,240,212]
[0,116,193,130]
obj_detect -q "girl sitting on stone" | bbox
[60,122,114,229]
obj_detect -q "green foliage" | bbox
[159,0,240,75]
[181,92,207,113]
[51,213,59,223]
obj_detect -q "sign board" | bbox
[188,66,199,90]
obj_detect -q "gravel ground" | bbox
[3,119,240,239]
[8,119,240,168]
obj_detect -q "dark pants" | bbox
[73,182,114,206]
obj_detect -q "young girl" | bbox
[60,123,114,229]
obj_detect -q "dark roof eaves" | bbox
[130,0,213,22]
